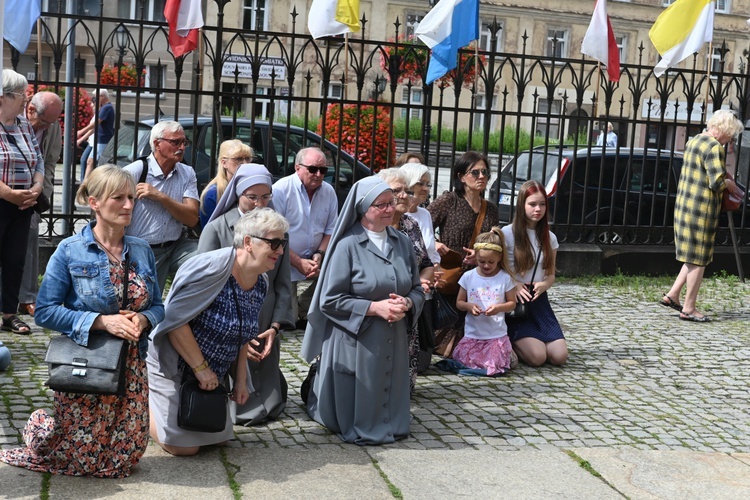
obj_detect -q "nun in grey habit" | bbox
[197,163,294,425]
[301,176,425,445]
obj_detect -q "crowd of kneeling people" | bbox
[0,125,568,476]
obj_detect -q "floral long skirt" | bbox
[0,342,149,478]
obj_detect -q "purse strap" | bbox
[528,246,542,283]
[121,254,130,310]
[469,199,487,248]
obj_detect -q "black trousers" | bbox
[0,199,32,314]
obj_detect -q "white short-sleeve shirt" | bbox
[458,269,515,340]
[501,225,559,284]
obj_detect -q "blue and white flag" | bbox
[415,0,479,85]
[4,0,42,53]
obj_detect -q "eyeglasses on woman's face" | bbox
[415,180,432,188]
[371,199,397,211]
[223,156,252,163]
[5,92,29,103]
[391,186,414,197]
[242,193,273,203]
[467,168,491,179]
[250,235,288,250]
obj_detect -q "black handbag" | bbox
[177,371,229,433]
[432,289,459,330]
[33,192,51,214]
[507,247,542,320]
[177,282,243,432]
[44,255,131,395]
[300,360,318,405]
[44,331,128,395]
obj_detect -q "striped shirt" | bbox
[123,154,199,244]
[0,117,44,188]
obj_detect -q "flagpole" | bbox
[198,27,204,112]
[474,40,479,91]
[344,33,350,100]
[702,40,713,124]
[36,17,42,81]
[593,62,602,139]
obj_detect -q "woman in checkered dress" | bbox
[662,110,743,322]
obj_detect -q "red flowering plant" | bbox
[379,36,486,89]
[25,84,94,144]
[98,63,145,87]
[318,103,396,173]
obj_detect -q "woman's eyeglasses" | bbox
[299,164,328,175]
[5,92,29,103]
[391,187,414,196]
[468,168,490,179]
[242,193,273,202]
[223,156,252,163]
[371,199,397,210]
[415,181,432,188]
[250,235,288,250]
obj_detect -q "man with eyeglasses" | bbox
[124,121,200,293]
[272,147,338,330]
[14,92,63,317]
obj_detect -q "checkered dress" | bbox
[674,134,727,266]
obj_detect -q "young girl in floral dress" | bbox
[449,227,517,376]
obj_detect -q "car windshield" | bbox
[499,151,562,190]
[112,123,151,164]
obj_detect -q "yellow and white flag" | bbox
[308,0,360,39]
[649,0,714,77]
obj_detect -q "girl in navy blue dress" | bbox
[501,180,568,367]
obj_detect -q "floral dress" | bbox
[0,260,151,478]
[398,214,431,393]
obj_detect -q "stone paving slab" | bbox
[47,445,233,499]
[574,448,750,499]
[226,444,392,499]
[371,448,623,499]
[0,461,42,499]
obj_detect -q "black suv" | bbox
[489,146,688,244]
[101,116,372,206]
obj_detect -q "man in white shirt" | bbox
[272,147,338,329]
[123,121,199,292]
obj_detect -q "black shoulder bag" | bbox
[506,246,542,320]
[44,256,130,395]
[177,283,242,433]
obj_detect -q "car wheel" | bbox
[584,209,634,245]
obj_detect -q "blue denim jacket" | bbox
[35,222,165,359]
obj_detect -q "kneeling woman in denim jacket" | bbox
[0,165,164,478]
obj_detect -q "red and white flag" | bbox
[581,0,620,82]
[164,0,204,57]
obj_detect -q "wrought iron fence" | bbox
[17,2,750,246]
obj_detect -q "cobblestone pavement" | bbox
[2,279,748,458]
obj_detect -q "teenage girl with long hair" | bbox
[501,180,567,366]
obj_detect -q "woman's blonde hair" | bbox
[707,109,744,139]
[76,164,135,206]
[200,139,253,206]
[473,226,511,274]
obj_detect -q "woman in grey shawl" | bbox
[301,176,425,445]
[148,208,289,456]
[197,163,294,425]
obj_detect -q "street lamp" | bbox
[372,76,386,100]
[115,25,128,65]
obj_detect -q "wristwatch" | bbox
[312,249,325,259]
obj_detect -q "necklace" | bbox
[93,234,123,265]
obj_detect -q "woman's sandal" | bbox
[1,315,31,335]
[659,294,683,312]
[679,311,710,323]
